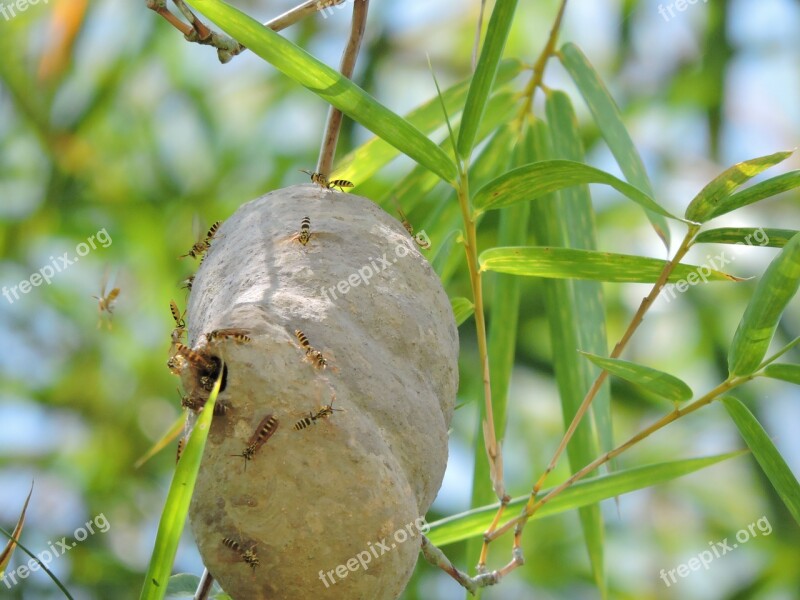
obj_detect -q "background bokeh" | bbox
[1,0,799,598]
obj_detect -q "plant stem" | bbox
[456,172,506,504]
[316,0,369,177]
[515,0,569,129]
[530,225,700,497]
[489,373,753,541]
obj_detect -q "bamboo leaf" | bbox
[456,0,519,159]
[184,0,457,183]
[559,42,670,248]
[450,297,475,327]
[139,373,222,600]
[0,482,33,576]
[542,94,609,593]
[580,352,693,403]
[722,397,800,527]
[134,415,185,469]
[728,233,800,376]
[426,451,744,547]
[333,61,522,184]
[762,364,800,385]
[0,483,73,598]
[694,228,798,248]
[708,170,800,220]
[684,151,794,223]
[480,246,740,283]
[472,160,678,220]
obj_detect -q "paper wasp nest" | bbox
[177,185,458,600]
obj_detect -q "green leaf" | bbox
[456,0,519,159]
[541,93,610,593]
[0,482,32,576]
[184,0,457,183]
[426,451,744,547]
[684,151,794,223]
[580,352,693,403]
[479,246,740,283]
[694,228,798,248]
[708,170,800,220]
[762,364,800,385]
[559,42,670,249]
[472,160,678,220]
[450,296,475,326]
[722,397,800,527]
[140,373,222,600]
[0,483,73,599]
[728,233,800,376]
[333,61,522,184]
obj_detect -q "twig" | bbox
[316,0,369,177]
[147,0,347,63]
[471,0,487,71]
[193,568,215,600]
[490,374,753,545]
[515,0,569,129]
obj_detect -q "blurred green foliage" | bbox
[1,1,799,599]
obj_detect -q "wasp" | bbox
[174,343,214,371]
[395,203,431,250]
[309,349,328,370]
[231,413,279,468]
[93,271,120,329]
[180,275,195,291]
[180,220,222,259]
[172,344,224,391]
[293,216,312,246]
[294,329,313,355]
[222,537,259,571]
[300,169,354,192]
[293,394,342,430]
[176,438,185,463]
[206,328,251,344]
[167,353,187,375]
[178,388,228,416]
[169,300,187,351]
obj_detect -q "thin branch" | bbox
[515,0,569,128]
[316,0,369,177]
[490,374,752,543]
[193,568,215,600]
[530,225,700,498]
[146,0,347,63]
[471,0,487,71]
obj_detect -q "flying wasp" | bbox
[93,270,120,330]
[231,413,279,469]
[299,169,354,192]
[179,220,222,259]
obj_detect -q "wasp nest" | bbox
[173,184,458,599]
